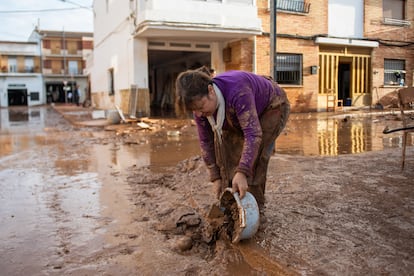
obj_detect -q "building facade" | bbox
[0,41,42,107]
[0,29,93,107]
[256,0,413,112]
[29,29,93,105]
[90,0,413,115]
[90,0,262,116]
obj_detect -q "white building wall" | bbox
[0,79,4,107]
[0,43,38,54]
[91,23,132,107]
[0,41,43,107]
[0,76,43,107]
[328,0,364,38]
[91,0,146,108]
[136,0,261,31]
[91,0,261,110]
[132,38,148,88]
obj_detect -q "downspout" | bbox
[253,36,257,73]
[270,0,277,81]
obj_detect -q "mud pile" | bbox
[126,156,240,252]
[125,156,295,275]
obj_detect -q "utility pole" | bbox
[63,27,68,103]
[270,0,277,81]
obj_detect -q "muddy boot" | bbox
[259,207,268,231]
[248,185,265,209]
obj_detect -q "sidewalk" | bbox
[51,103,113,127]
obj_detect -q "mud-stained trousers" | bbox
[215,85,290,208]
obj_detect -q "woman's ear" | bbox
[208,84,215,96]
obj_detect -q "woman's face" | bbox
[191,85,217,117]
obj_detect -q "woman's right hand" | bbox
[213,179,223,199]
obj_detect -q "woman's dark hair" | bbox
[175,67,211,117]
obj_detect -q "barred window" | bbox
[276,54,302,85]
[276,0,310,13]
[384,59,405,85]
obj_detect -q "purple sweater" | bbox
[194,70,281,180]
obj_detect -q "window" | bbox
[382,0,409,25]
[276,54,302,85]
[30,92,40,101]
[384,59,405,86]
[108,68,115,95]
[43,40,51,49]
[68,61,78,75]
[275,0,310,14]
[8,57,17,72]
[383,0,405,20]
[25,57,34,73]
[44,60,51,69]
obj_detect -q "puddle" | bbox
[1,106,411,162]
[276,112,409,156]
[0,106,412,275]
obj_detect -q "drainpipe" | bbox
[253,37,256,73]
[270,0,277,81]
[63,28,68,103]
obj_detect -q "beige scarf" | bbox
[207,84,225,144]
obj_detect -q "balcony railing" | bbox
[277,0,310,14]
[25,67,35,73]
[0,66,38,74]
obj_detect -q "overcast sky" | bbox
[0,0,93,41]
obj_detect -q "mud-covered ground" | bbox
[124,148,414,275]
[1,105,413,275]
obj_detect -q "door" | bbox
[8,89,28,106]
[338,63,350,104]
[319,52,371,106]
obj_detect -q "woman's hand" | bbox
[232,172,248,199]
[213,179,223,199]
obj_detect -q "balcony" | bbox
[134,0,262,41]
[277,0,310,14]
[43,48,83,57]
[0,66,39,75]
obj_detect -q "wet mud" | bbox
[1,105,413,275]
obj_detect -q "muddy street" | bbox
[1,105,413,275]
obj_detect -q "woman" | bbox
[175,68,290,210]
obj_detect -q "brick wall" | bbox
[366,0,414,99]
[254,0,327,111]
[225,39,253,72]
[237,0,413,112]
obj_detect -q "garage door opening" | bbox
[8,89,28,106]
[148,49,211,117]
[46,81,77,103]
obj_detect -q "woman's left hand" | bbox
[232,172,248,199]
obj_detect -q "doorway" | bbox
[148,49,211,117]
[338,63,350,105]
[45,81,76,103]
[8,89,28,106]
